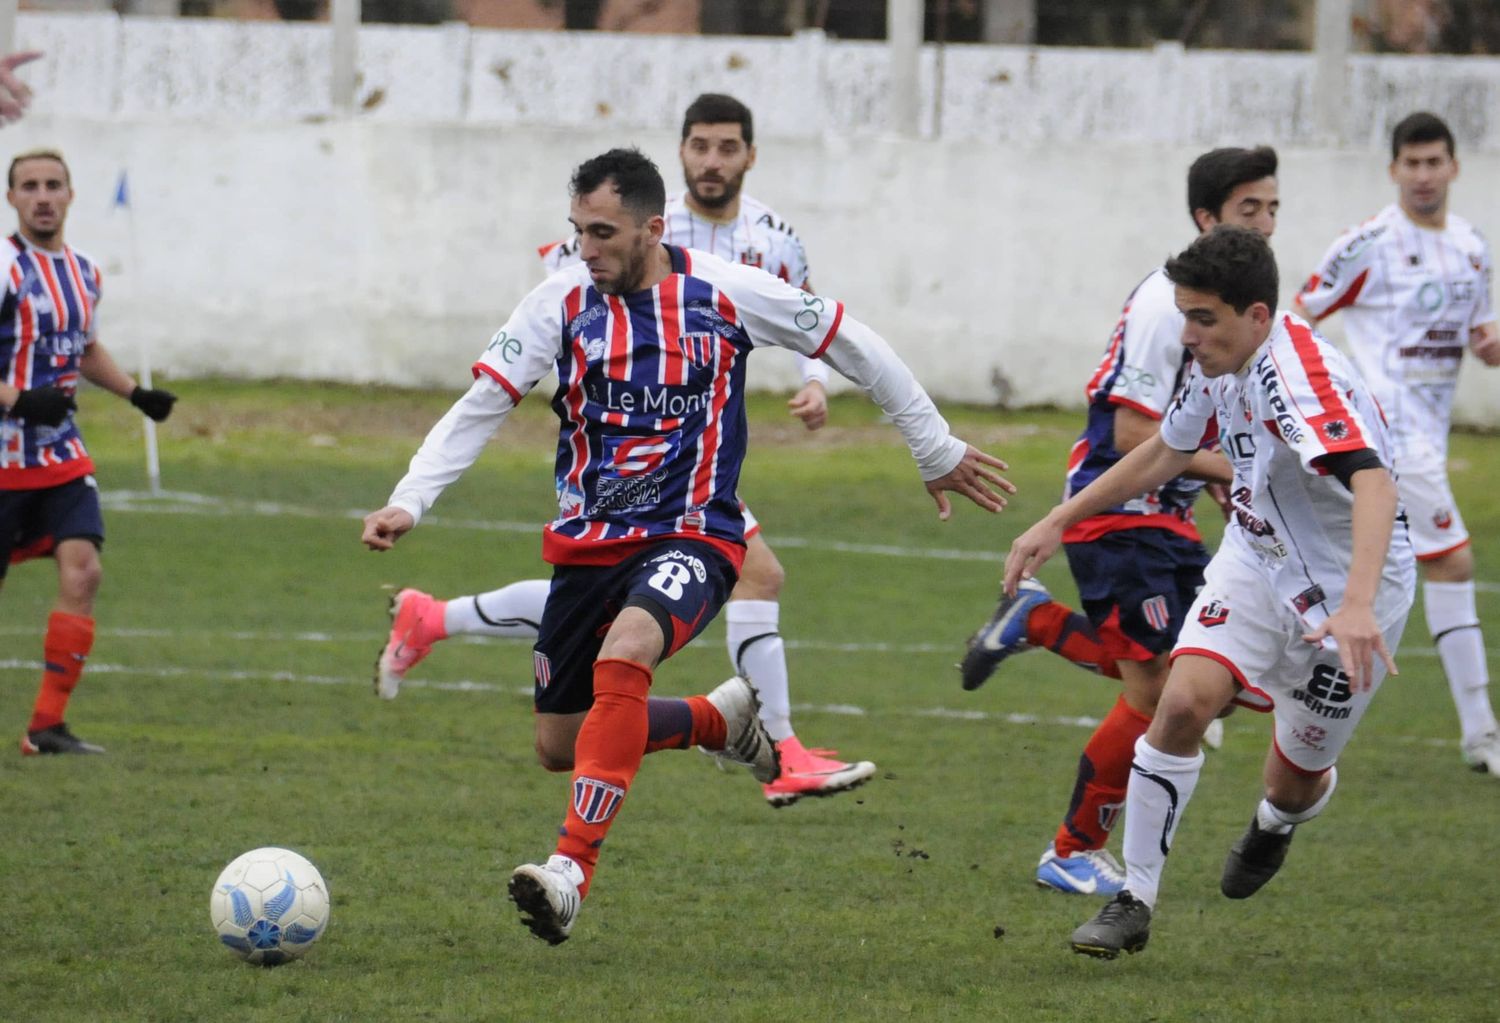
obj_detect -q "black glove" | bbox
[9,385,76,426]
[130,386,177,422]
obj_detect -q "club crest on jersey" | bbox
[584,336,607,362]
[1318,419,1349,441]
[677,332,718,368]
[737,249,765,270]
[1197,600,1229,628]
[573,776,625,825]
[1142,595,1170,632]
[533,651,553,689]
[1433,508,1453,530]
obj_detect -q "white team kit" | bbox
[1297,204,1496,560]
[539,190,828,538]
[1161,312,1416,773]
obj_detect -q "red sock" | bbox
[555,658,652,898]
[28,611,95,733]
[1026,601,1123,679]
[643,695,726,754]
[1053,695,1152,857]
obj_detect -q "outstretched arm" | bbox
[818,313,1014,516]
[361,375,516,551]
[1003,433,1194,594]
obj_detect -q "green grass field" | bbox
[2,380,1497,1022]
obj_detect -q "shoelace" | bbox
[1094,893,1142,925]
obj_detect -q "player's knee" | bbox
[58,555,102,602]
[1147,690,1217,751]
[534,739,574,773]
[1423,545,1474,583]
[734,545,784,600]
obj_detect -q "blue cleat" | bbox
[959,579,1050,690]
[1036,843,1125,896]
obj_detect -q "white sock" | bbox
[1255,766,1338,834]
[1120,737,1204,909]
[1424,581,1497,745]
[443,580,549,639]
[725,599,793,742]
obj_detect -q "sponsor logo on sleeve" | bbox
[486,329,523,364]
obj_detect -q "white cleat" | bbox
[508,855,584,946]
[1462,732,1500,776]
[701,676,781,784]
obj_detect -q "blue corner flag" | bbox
[113,171,129,209]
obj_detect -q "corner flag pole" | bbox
[115,170,162,496]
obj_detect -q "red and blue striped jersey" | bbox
[0,233,99,489]
[474,245,843,570]
[1063,267,1208,544]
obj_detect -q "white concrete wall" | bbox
[11,15,1500,423]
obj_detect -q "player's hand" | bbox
[1470,325,1500,367]
[1303,602,1396,693]
[8,385,75,426]
[925,444,1014,521]
[1003,514,1064,596]
[1205,482,1234,522]
[787,380,828,431]
[130,386,177,422]
[0,51,41,123]
[362,506,414,551]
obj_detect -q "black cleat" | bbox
[958,579,1050,691]
[1070,889,1152,959]
[1221,815,1295,899]
[21,722,106,756]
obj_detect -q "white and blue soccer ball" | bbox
[210,847,330,965]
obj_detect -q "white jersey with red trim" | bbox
[1159,312,1414,629]
[386,245,965,571]
[0,234,101,490]
[538,192,826,387]
[1297,204,1494,455]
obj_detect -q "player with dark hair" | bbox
[1,148,177,755]
[377,94,879,807]
[958,148,1277,896]
[1295,110,1500,776]
[1005,225,1413,958]
[361,147,1011,944]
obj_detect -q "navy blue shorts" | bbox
[1063,528,1209,658]
[0,475,104,580]
[532,539,737,715]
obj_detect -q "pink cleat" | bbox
[374,588,446,700]
[762,736,876,808]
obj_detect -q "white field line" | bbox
[0,625,1468,659]
[0,648,1461,751]
[99,489,1500,588]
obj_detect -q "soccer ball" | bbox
[210,847,330,965]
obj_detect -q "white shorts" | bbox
[1171,550,1409,775]
[1393,450,1468,561]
